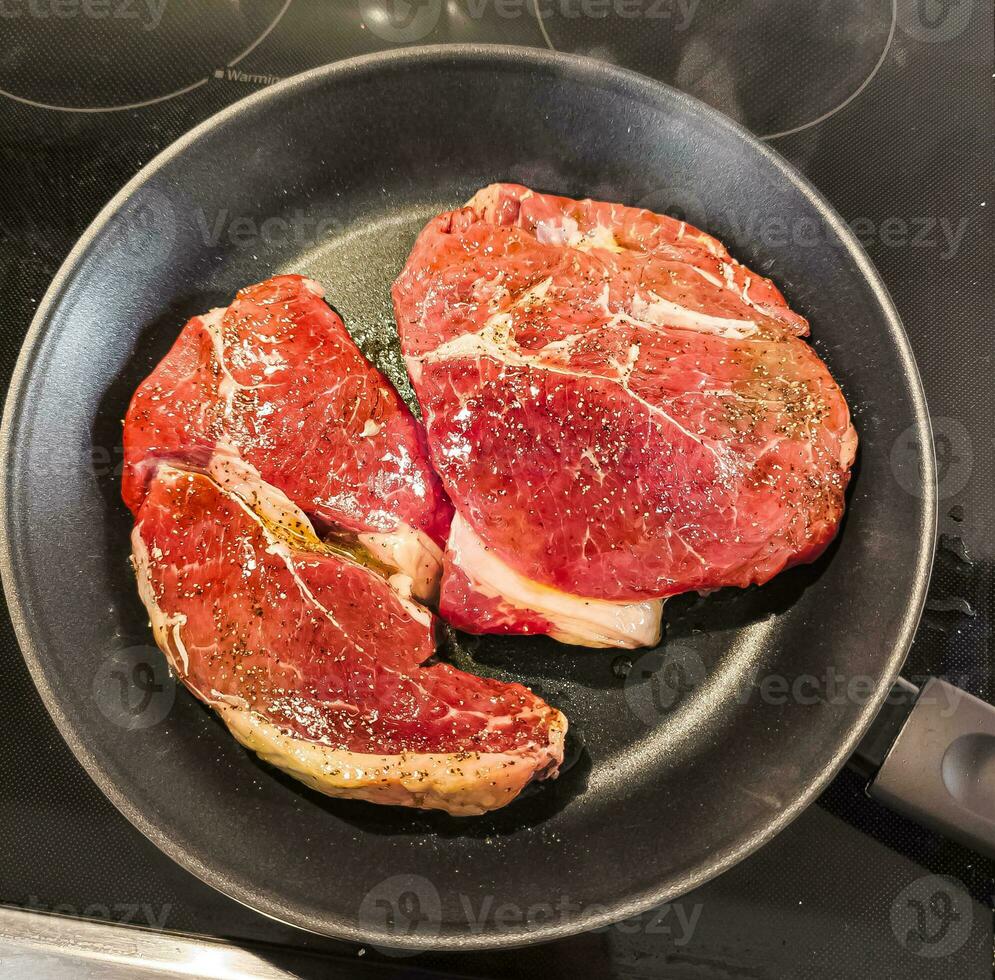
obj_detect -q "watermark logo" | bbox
[732,667,969,716]
[360,0,442,43]
[92,644,175,730]
[103,198,347,258]
[890,874,973,957]
[102,188,177,259]
[358,874,442,954]
[623,643,707,724]
[891,416,972,501]
[897,0,974,42]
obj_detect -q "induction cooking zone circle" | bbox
[0,0,291,112]
[535,0,895,138]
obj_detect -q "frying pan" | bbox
[1,46,990,951]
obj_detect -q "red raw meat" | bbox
[393,184,857,647]
[132,464,565,814]
[124,275,452,600]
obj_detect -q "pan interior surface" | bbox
[0,47,934,949]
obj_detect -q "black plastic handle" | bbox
[853,678,995,857]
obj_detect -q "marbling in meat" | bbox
[124,276,565,814]
[393,184,857,648]
[132,465,565,815]
[123,274,451,601]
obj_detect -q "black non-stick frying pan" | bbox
[2,46,992,951]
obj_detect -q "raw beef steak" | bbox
[393,184,857,647]
[132,464,565,815]
[124,275,451,600]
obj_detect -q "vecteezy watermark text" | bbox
[497,0,698,26]
[0,0,167,30]
[362,0,699,44]
[623,642,975,724]
[195,207,346,250]
[636,184,974,260]
[23,896,172,930]
[359,873,703,955]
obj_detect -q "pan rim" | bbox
[0,43,938,950]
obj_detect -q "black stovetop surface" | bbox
[0,3,992,977]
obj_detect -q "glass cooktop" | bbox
[0,2,991,976]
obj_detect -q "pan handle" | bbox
[850,677,995,857]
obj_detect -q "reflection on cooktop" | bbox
[535,0,895,137]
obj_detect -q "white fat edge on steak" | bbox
[197,283,444,604]
[217,701,567,816]
[131,467,567,815]
[358,526,444,604]
[217,451,443,606]
[209,441,444,606]
[131,519,212,699]
[448,513,663,649]
[204,454,433,627]
[134,521,566,815]
[131,527,192,676]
